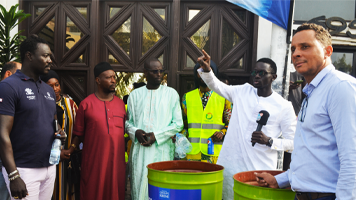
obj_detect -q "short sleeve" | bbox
[0,82,17,116]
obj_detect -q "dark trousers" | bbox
[294,194,336,200]
[283,152,292,170]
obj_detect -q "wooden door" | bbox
[20,0,258,102]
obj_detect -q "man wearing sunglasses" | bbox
[197,50,296,200]
[126,58,183,200]
[255,23,356,200]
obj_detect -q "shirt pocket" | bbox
[113,115,124,128]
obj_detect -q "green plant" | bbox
[0,4,31,66]
[333,54,352,74]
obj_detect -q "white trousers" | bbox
[2,165,56,200]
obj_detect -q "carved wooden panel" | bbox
[20,0,258,100]
[102,2,171,72]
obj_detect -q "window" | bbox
[331,49,356,76]
[294,0,356,22]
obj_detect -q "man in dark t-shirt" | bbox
[0,61,22,200]
[0,35,65,200]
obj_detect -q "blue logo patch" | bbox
[159,188,170,199]
[149,184,201,200]
[256,112,263,121]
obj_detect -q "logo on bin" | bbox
[149,184,202,200]
[159,188,170,199]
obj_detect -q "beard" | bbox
[103,85,116,94]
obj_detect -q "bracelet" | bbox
[9,174,20,181]
[71,144,76,149]
[8,170,18,178]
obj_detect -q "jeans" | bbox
[0,169,10,200]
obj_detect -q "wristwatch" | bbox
[266,137,273,147]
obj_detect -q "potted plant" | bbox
[0,4,31,67]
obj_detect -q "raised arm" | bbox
[197,50,237,102]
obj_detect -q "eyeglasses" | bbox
[145,69,165,74]
[299,96,308,122]
[251,70,274,77]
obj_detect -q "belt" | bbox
[296,192,335,200]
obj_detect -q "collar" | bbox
[198,89,213,96]
[302,64,334,96]
[146,84,161,90]
[15,70,43,83]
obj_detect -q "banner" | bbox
[227,0,291,29]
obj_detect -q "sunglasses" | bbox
[145,69,165,74]
[251,70,275,77]
[299,96,308,122]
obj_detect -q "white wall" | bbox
[257,17,272,60]
[0,0,19,12]
[257,16,290,97]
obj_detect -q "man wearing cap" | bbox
[126,58,183,200]
[63,62,126,199]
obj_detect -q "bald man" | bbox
[1,62,22,81]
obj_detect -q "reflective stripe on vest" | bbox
[186,89,225,156]
[188,137,223,145]
[188,137,200,143]
[188,123,201,129]
[188,123,225,130]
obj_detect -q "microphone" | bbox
[252,110,270,147]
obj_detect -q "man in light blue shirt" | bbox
[255,23,356,200]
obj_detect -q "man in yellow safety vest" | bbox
[181,60,232,164]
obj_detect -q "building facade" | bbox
[1,0,290,103]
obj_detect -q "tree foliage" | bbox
[333,54,352,74]
[0,4,31,66]
[115,72,145,99]
[114,72,168,99]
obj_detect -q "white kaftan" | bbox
[199,70,296,200]
[125,85,184,200]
